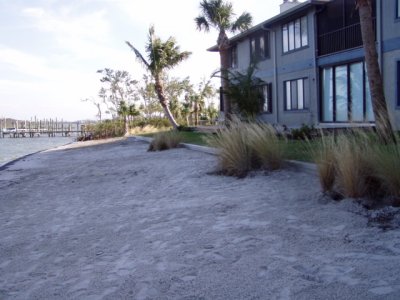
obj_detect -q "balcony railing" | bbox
[318,20,376,56]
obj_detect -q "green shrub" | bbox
[290,124,316,140]
[148,131,183,151]
[82,120,125,140]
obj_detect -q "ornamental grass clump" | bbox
[148,131,183,151]
[207,117,285,177]
[310,133,336,193]
[370,142,400,199]
[247,122,285,171]
[332,131,373,198]
[312,129,400,203]
[207,118,255,177]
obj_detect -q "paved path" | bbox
[0,138,400,299]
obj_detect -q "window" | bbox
[321,61,374,122]
[259,83,273,113]
[284,78,307,111]
[397,0,400,18]
[230,45,238,69]
[282,16,308,53]
[397,61,400,106]
[250,32,270,62]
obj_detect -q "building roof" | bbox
[207,0,331,52]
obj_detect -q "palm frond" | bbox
[195,16,210,31]
[125,41,150,70]
[231,12,252,32]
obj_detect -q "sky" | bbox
[0,0,285,121]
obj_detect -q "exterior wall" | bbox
[381,0,400,130]
[231,9,319,128]
[383,50,400,130]
[258,9,318,127]
[225,0,400,130]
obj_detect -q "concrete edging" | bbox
[131,135,317,175]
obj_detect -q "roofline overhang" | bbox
[207,0,330,52]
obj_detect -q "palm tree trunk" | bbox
[357,0,396,143]
[124,115,129,136]
[218,30,231,122]
[154,76,179,129]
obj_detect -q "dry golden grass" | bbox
[370,143,400,198]
[312,129,400,202]
[333,132,371,198]
[247,122,285,171]
[206,119,255,177]
[206,117,285,177]
[148,131,183,151]
[310,134,336,193]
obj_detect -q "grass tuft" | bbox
[206,117,285,177]
[247,122,285,171]
[148,131,183,151]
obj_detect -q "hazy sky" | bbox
[0,0,285,121]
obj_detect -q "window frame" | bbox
[259,83,273,114]
[230,45,238,69]
[250,31,270,63]
[320,61,375,122]
[397,0,400,19]
[282,16,308,54]
[284,78,307,111]
[397,60,400,107]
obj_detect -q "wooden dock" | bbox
[0,117,87,138]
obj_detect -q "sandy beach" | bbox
[1,137,400,299]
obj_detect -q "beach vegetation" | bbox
[312,129,400,204]
[195,0,252,120]
[148,131,183,151]
[126,26,191,129]
[206,117,285,177]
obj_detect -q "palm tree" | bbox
[356,0,396,143]
[126,26,191,129]
[195,0,252,120]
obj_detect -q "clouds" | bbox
[0,0,283,120]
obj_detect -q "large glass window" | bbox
[250,32,270,62]
[321,61,375,122]
[335,65,348,121]
[397,61,400,107]
[397,0,400,18]
[230,45,238,69]
[260,83,273,113]
[322,68,333,121]
[284,78,307,111]
[282,16,308,53]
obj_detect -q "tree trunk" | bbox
[357,0,396,143]
[218,30,231,123]
[124,115,129,136]
[154,76,179,129]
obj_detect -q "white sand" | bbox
[0,137,399,299]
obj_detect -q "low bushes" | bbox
[80,120,125,140]
[313,130,400,204]
[148,131,183,151]
[206,118,285,177]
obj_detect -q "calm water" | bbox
[0,136,75,166]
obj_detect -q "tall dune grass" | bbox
[148,131,182,151]
[207,118,285,177]
[312,129,400,203]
